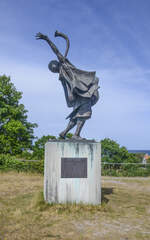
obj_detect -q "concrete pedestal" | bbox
[44,140,101,205]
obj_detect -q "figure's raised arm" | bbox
[35,32,64,62]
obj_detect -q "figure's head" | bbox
[48,60,60,73]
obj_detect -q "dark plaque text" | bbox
[61,158,87,178]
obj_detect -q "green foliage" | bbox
[58,132,73,140]
[31,133,72,160]
[134,153,145,162]
[147,157,150,164]
[32,135,56,160]
[101,138,140,164]
[66,133,73,138]
[102,163,150,177]
[1,135,149,177]
[0,75,37,155]
[0,154,11,166]
[101,138,149,176]
[0,154,44,173]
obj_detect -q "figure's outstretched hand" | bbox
[54,30,59,37]
[35,32,48,40]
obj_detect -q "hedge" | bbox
[1,154,150,177]
[0,154,44,173]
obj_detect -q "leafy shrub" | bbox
[32,135,56,160]
[101,138,140,164]
[0,154,16,167]
[0,154,44,173]
[102,163,150,177]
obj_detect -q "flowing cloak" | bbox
[59,59,99,119]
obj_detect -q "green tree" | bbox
[0,75,37,155]
[32,135,56,159]
[101,138,139,163]
[32,132,73,159]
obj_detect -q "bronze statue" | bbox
[36,31,99,140]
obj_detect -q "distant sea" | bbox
[128,150,150,155]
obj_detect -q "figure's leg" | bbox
[72,118,86,140]
[59,119,77,139]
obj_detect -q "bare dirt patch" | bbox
[0,172,150,240]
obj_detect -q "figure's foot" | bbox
[71,135,85,141]
[59,131,66,139]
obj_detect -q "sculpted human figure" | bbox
[36,31,99,140]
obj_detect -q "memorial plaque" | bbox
[61,158,87,178]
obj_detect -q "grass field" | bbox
[0,172,150,240]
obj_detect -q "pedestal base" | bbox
[44,140,101,205]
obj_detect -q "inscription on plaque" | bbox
[61,158,87,178]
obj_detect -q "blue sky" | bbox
[0,0,150,149]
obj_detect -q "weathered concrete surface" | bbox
[44,140,101,204]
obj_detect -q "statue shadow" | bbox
[101,187,113,204]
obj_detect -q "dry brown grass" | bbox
[0,172,150,240]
